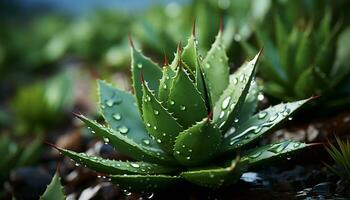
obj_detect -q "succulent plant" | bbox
[243,11,350,107]
[325,137,350,180]
[56,26,313,190]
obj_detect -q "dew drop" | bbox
[233,78,238,85]
[186,156,191,160]
[219,111,225,119]
[258,111,267,119]
[234,118,239,123]
[154,110,159,115]
[249,151,262,159]
[293,142,301,148]
[180,105,186,111]
[239,74,246,83]
[224,127,236,138]
[106,99,114,107]
[205,63,211,69]
[118,126,129,134]
[142,139,150,145]
[146,123,151,127]
[130,163,140,168]
[258,93,264,101]
[221,96,231,109]
[175,151,180,155]
[112,113,121,121]
[156,139,162,143]
[137,63,143,69]
[170,100,175,105]
[269,113,279,122]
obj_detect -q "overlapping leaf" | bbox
[59,148,178,175]
[213,51,261,132]
[202,31,229,107]
[142,81,183,153]
[167,66,207,128]
[173,117,222,166]
[222,98,311,153]
[75,114,176,165]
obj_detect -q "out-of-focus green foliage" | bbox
[10,70,73,135]
[132,0,271,62]
[242,1,350,108]
[325,137,350,180]
[0,134,42,182]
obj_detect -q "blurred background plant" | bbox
[242,0,350,111]
[325,137,350,181]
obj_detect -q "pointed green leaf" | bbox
[242,140,310,167]
[235,79,259,124]
[195,62,209,106]
[170,45,181,70]
[98,81,160,150]
[213,51,261,132]
[158,67,176,102]
[110,174,182,191]
[180,159,247,188]
[222,98,311,153]
[131,47,162,114]
[202,31,229,107]
[76,114,176,165]
[182,34,198,73]
[167,67,207,128]
[142,81,183,153]
[58,148,178,175]
[40,172,65,200]
[173,117,222,166]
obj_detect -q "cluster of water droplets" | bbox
[228,104,293,147]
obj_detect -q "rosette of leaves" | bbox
[56,27,313,190]
[243,11,350,107]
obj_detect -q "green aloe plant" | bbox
[55,27,313,190]
[243,11,350,107]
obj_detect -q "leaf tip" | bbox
[140,71,145,84]
[220,16,223,33]
[309,95,321,101]
[44,141,59,151]
[128,33,135,49]
[72,112,83,119]
[163,51,169,66]
[192,19,196,36]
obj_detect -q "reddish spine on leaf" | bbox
[220,17,223,33]
[163,51,169,66]
[140,71,145,85]
[128,33,135,49]
[207,111,213,121]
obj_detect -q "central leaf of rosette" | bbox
[138,30,230,166]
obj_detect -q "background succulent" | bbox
[54,27,313,190]
[243,9,350,108]
[325,137,350,180]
